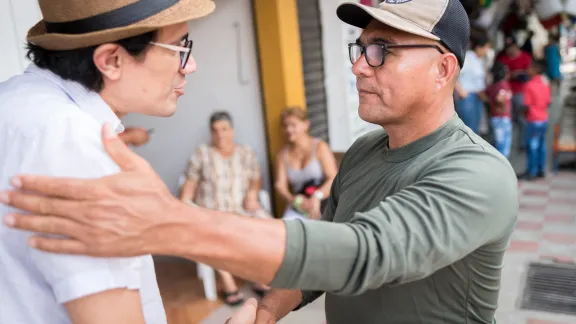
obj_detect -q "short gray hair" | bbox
[209,111,233,127]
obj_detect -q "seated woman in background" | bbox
[179,111,270,306]
[274,107,338,221]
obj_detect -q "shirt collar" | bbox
[24,64,125,134]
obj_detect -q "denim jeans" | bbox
[456,93,483,134]
[490,117,512,158]
[525,121,548,176]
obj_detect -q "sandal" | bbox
[252,285,270,298]
[223,290,244,306]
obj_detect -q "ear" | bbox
[93,44,124,82]
[435,54,459,91]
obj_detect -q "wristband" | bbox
[293,196,307,216]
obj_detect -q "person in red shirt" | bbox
[497,36,532,149]
[485,62,513,158]
[522,60,552,180]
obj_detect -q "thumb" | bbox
[102,123,148,171]
[228,298,258,324]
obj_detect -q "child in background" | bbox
[485,62,513,158]
[522,60,552,180]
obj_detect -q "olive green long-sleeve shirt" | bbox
[271,115,518,324]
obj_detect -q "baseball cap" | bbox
[337,0,470,68]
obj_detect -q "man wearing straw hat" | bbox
[0,0,215,323]
[2,0,519,323]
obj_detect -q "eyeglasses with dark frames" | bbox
[348,43,445,68]
[150,39,194,69]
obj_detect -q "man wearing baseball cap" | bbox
[2,1,518,324]
[0,0,214,323]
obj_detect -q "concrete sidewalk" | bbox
[496,173,576,324]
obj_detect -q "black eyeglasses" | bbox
[150,39,194,69]
[180,40,193,69]
[348,43,445,68]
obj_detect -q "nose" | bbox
[181,55,197,74]
[351,54,373,78]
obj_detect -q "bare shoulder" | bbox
[315,140,333,156]
[316,139,330,149]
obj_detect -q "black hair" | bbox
[470,33,490,50]
[26,31,157,92]
[504,35,518,48]
[491,62,509,83]
[209,111,233,126]
[549,33,560,42]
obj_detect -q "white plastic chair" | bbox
[178,175,218,301]
[177,174,273,301]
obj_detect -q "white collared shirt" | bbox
[0,64,166,324]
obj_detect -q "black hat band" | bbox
[44,0,180,35]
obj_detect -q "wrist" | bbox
[246,190,258,200]
[259,289,301,321]
[292,195,305,212]
[146,202,207,256]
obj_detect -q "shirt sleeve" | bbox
[292,163,344,310]
[186,147,203,181]
[246,147,261,181]
[19,112,147,304]
[271,146,518,295]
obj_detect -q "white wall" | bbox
[0,0,42,82]
[319,0,380,153]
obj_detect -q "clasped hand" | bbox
[225,298,276,324]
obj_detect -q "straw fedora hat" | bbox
[27,0,216,51]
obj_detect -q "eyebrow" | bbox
[356,36,398,46]
[171,33,189,45]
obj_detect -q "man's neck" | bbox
[385,100,455,149]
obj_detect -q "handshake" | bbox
[225,298,275,324]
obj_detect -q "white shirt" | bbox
[458,50,487,93]
[0,65,166,324]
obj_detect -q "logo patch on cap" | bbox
[385,0,413,3]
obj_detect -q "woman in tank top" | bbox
[274,107,338,220]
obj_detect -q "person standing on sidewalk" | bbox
[455,33,491,134]
[521,60,552,180]
[2,1,518,323]
[497,36,532,149]
[485,62,514,158]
